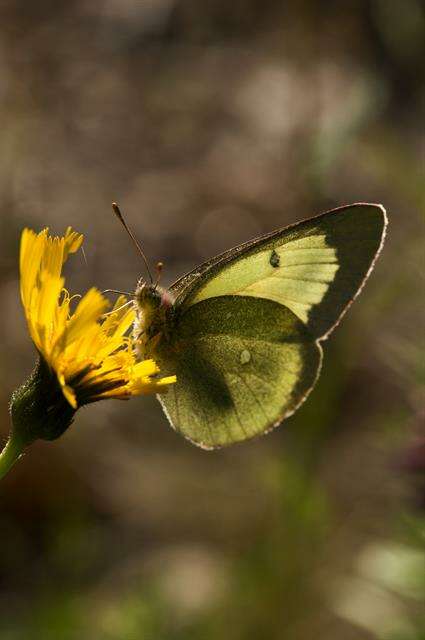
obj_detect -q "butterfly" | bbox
[114,202,387,450]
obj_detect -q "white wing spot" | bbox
[240,349,251,365]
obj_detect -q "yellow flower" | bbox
[19,226,176,409]
[0,225,176,481]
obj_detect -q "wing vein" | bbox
[279,261,338,267]
[236,292,312,307]
[234,372,272,422]
[225,384,249,440]
[270,275,334,285]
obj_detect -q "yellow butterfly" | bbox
[116,202,387,450]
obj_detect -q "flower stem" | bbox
[0,433,25,480]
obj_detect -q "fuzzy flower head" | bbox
[10,226,175,445]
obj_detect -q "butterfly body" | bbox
[133,281,175,359]
[133,203,387,449]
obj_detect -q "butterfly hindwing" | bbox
[157,296,321,448]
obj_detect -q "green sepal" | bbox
[10,356,76,445]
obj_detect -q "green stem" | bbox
[0,433,25,480]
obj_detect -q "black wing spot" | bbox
[269,250,280,268]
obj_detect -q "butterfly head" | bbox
[135,279,174,310]
[133,279,175,359]
[111,202,175,358]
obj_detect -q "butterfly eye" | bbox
[149,286,163,305]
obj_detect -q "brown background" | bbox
[0,1,423,638]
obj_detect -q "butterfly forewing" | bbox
[171,203,387,339]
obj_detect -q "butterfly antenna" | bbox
[154,261,163,291]
[102,289,132,296]
[112,202,153,283]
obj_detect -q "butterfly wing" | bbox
[171,203,387,339]
[157,203,387,448]
[157,296,322,449]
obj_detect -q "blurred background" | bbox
[0,1,424,638]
